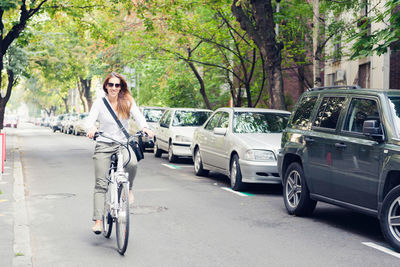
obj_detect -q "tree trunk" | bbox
[62,97,69,114]
[313,0,322,87]
[80,77,92,110]
[231,0,286,110]
[76,79,87,112]
[0,69,15,130]
[187,61,212,110]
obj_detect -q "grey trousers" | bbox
[92,141,138,221]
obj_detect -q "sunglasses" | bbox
[107,82,121,88]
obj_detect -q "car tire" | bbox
[194,148,209,176]
[230,154,245,191]
[153,140,162,158]
[380,185,400,252]
[283,162,316,216]
[168,142,177,163]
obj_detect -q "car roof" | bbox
[215,107,291,114]
[140,106,167,110]
[167,108,212,112]
[305,87,400,98]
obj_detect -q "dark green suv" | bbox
[277,86,400,251]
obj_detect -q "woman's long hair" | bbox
[103,72,133,119]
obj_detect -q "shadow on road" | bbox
[310,205,383,244]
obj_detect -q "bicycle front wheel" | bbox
[116,182,130,255]
[102,189,113,238]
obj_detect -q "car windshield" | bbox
[233,112,290,133]
[172,111,211,127]
[388,97,400,137]
[143,109,164,122]
[80,114,88,119]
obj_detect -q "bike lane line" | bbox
[221,187,254,197]
[362,242,400,259]
[162,163,181,170]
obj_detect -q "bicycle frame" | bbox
[95,131,145,255]
[107,146,129,219]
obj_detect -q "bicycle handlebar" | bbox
[93,131,147,168]
[93,131,147,142]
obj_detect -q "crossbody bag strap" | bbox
[102,97,130,139]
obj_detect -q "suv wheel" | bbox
[194,148,209,176]
[230,154,245,191]
[283,162,316,216]
[380,185,400,252]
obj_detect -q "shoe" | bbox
[92,224,102,235]
[129,190,134,205]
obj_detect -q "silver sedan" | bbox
[190,107,290,191]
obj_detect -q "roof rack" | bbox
[307,85,361,91]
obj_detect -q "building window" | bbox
[358,63,370,88]
[327,73,336,86]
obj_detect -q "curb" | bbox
[12,140,32,266]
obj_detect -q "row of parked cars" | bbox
[134,86,400,253]
[49,113,89,135]
[43,85,400,252]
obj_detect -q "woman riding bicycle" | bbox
[86,72,153,234]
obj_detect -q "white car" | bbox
[72,113,89,135]
[128,106,166,151]
[190,107,290,191]
[153,108,212,162]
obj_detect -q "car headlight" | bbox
[175,135,191,142]
[244,150,276,161]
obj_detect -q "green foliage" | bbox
[349,0,400,58]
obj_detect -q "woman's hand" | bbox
[142,127,154,138]
[86,126,98,139]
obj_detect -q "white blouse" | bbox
[86,96,148,143]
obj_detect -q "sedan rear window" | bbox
[172,111,211,127]
[233,112,289,133]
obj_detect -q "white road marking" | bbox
[162,164,177,169]
[362,242,400,259]
[174,165,192,168]
[135,188,169,192]
[221,187,248,197]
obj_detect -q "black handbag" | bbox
[102,97,144,161]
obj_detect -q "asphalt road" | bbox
[9,123,400,266]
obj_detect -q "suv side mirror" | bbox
[363,120,383,141]
[160,122,168,128]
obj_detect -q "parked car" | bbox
[72,113,89,135]
[128,106,166,151]
[4,115,18,128]
[191,107,290,191]
[153,108,212,162]
[62,113,78,134]
[51,114,65,132]
[278,85,400,252]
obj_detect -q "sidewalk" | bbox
[0,131,32,267]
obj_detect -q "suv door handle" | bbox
[335,142,347,149]
[304,137,314,142]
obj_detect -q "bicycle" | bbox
[94,131,144,255]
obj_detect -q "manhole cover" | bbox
[32,193,76,200]
[131,205,167,215]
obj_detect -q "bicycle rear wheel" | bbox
[116,182,130,255]
[102,188,113,238]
